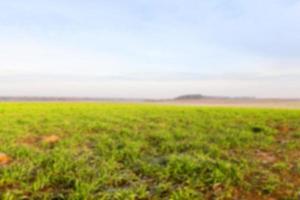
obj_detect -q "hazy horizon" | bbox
[1,0,300,98]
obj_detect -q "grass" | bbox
[0,103,299,199]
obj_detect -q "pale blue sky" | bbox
[1,0,300,98]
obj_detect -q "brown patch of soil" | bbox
[20,136,40,146]
[255,150,277,164]
[0,153,12,166]
[233,190,274,200]
[20,134,61,147]
[0,183,21,193]
[42,135,60,144]
[275,124,295,134]
[273,123,298,146]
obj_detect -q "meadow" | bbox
[0,103,299,200]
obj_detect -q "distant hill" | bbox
[174,94,257,100]
[175,94,204,100]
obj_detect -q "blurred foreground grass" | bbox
[0,103,299,199]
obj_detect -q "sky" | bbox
[0,0,300,99]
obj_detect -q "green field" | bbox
[0,103,300,200]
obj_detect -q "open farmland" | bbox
[161,98,300,109]
[0,103,300,199]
